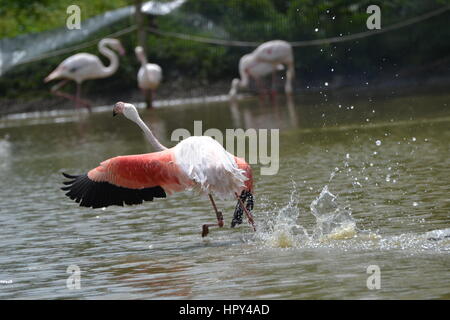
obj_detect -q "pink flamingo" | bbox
[229,40,295,100]
[135,46,162,109]
[45,38,125,112]
[229,54,283,101]
[62,102,255,237]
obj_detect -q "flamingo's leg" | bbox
[249,74,266,102]
[75,82,80,109]
[76,83,92,113]
[270,70,278,104]
[201,194,224,237]
[235,192,256,232]
[144,89,153,109]
[245,68,265,102]
[285,62,294,96]
[151,89,157,106]
[51,80,91,110]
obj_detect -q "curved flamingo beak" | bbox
[113,103,119,117]
[113,101,125,116]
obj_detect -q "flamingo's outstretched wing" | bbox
[62,151,189,209]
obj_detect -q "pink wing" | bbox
[62,150,191,208]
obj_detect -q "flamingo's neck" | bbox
[137,51,148,66]
[98,42,119,77]
[239,73,249,88]
[135,117,167,152]
[229,79,239,97]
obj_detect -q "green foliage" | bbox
[0,0,129,38]
[0,0,449,105]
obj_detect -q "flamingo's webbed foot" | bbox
[201,211,224,237]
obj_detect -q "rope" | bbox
[13,25,137,67]
[6,5,450,67]
[147,5,449,47]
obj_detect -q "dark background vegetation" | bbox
[0,0,449,114]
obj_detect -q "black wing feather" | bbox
[62,173,166,209]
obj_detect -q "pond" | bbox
[0,89,449,299]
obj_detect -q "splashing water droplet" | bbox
[375,140,381,146]
[311,186,356,241]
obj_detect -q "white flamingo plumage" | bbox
[229,40,295,100]
[62,102,255,237]
[135,46,162,109]
[45,38,125,111]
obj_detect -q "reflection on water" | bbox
[230,94,299,129]
[0,135,12,171]
[0,91,449,299]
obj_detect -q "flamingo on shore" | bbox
[229,40,295,101]
[45,38,125,112]
[61,102,255,237]
[135,46,162,109]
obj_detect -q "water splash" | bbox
[258,183,307,248]
[254,179,448,253]
[310,185,356,241]
[256,182,358,248]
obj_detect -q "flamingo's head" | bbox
[113,101,139,122]
[135,46,144,57]
[104,38,125,56]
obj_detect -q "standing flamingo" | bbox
[229,40,295,100]
[61,102,255,237]
[135,46,162,109]
[45,38,125,112]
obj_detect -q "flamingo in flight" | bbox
[61,102,256,237]
[135,46,162,109]
[45,38,125,112]
[229,40,295,100]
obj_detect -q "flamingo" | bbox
[45,38,125,112]
[61,102,255,237]
[229,40,295,100]
[135,46,162,109]
[229,54,284,100]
